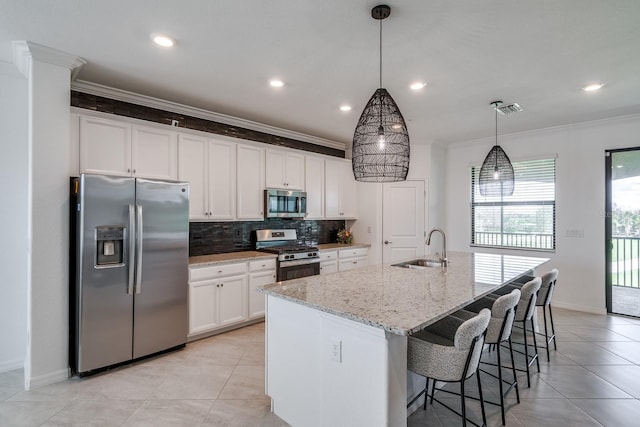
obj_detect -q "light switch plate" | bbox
[330,339,342,363]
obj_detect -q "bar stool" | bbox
[536,269,559,360]
[468,278,542,388]
[452,289,521,425]
[493,270,559,361]
[407,309,491,427]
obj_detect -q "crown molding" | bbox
[448,111,640,150]
[71,80,347,151]
[12,41,86,79]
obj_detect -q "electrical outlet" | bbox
[330,339,342,363]
[566,229,584,238]
[171,119,179,127]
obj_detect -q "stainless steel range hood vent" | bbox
[494,102,523,115]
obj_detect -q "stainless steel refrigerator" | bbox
[70,173,189,375]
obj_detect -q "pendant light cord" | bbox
[379,19,383,89]
[378,18,383,127]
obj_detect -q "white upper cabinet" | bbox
[265,149,304,190]
[325,158,358,219]
[305,155,325,219]
[131,125,178,180]
[178,135,236,221]
[208,139,236,220]
[80,116,177,180]
[80,116,131,176]
[237,144,265,220]
[178,134,209,220]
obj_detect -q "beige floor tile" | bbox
[218,365,268,400]
[122,399,213,426]
[150,365,235,400]
[41,399,141,426]
[0,401,66,426]
[203,399,288,427]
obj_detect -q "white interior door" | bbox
[382,180,426,263]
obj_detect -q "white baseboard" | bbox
[0,359,23,374]
[27,367,70,390]
[553,301,607,315]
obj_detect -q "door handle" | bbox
[135,204,143,294]
[384,240,392,245]
[127,204,135,295]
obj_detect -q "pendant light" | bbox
[479,101,514,196]
[352,4,410,182]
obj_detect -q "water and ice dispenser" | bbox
[95,226,125,266]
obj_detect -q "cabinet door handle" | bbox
[133,169,136,174]
[127,168,131,173]
[220,283,224,287]
[384,240,392,245]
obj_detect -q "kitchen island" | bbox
[259,251,549,427]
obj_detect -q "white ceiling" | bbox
[1,0,639,146]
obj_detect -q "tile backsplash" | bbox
[189,219,346,256]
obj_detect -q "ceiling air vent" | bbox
[494,102,523,115]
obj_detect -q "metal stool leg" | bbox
[542,306,551,361]
[531,318,540,372]
[522,322,531,388]
[549,305,558,351]
[477,367,487,426]
[461,379,467,427]
[508,337,520,403]
[497,344,505,425]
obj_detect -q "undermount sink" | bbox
[392,258,447,269]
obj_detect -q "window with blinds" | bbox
[471,157,556,251]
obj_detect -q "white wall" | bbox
[446,114,640,314]
[0,61,28,374]
[26,57,74,388]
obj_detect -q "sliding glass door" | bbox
[606,148,640,317]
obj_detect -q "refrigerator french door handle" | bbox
[135,204,143,294]
[127,204,135,295]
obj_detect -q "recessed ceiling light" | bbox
[151,34,174,47]
[583,83,604,92]
[616,165,624,168]
[410,82,427,90]
[269,79,284,88]
[340,105,352,112]
[391,124,402,129]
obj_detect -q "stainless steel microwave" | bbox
[264,189,307,219]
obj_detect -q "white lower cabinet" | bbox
[319,250,338,275]
[248,259,277,319]
[188,258,275,338]
[338,247,370,272]
[188,262,248,337]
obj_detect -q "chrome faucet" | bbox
[426,228,447,266]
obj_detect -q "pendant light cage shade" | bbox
[478,145,515,196]
[352,88,410,182]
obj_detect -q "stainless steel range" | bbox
[255,229,320,282]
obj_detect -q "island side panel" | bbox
[266,295,408,427]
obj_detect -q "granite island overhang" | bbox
[258,251,550,426]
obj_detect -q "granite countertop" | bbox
[259,251,549,336]
[189,251,276,266]
[316,243,371,251]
